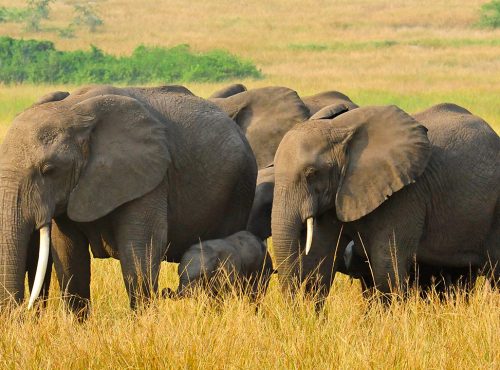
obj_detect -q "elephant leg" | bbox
[26,230,53,308]
[51,216,91,318]
[484,200,500,289]
[113,195,169,310]
[364,231,414,300]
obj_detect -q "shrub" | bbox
[25,0,54,31]
[476,0,500,29]
[0,7,28,23]
[72,2,103,32]
[0,37,262,84]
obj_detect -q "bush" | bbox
[25,0,53,31]
[72,2,103,32]
[0,7,28,23]
[476,0,500,29]
[0,37,262,84]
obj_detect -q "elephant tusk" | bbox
[305,217,314,255]
[344,241,355,270]
[27,225,50,309]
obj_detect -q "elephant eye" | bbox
[41,163,56,176]
[304,166,317,179]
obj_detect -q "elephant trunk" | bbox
[271,190,304,293]
[0,179,33,307]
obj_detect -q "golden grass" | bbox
[1,262,499,369]
[0,1,499,368]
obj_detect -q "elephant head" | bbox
[0,89,171,307]
[271,105,431,291]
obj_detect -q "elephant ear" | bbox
[33,91,70,106]
[310,103,350,120]
[209,83,247,99]
[335,105,431,222]
[211,86,310,132]
[67,94,171,222]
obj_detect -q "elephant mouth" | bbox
[27,223,51,309]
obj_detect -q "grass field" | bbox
[0,0,499,368]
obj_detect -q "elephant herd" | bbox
[0,83,498,317]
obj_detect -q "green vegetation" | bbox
[0,37,262,84]
[71,1,103,32]
[476,0,500,28]
[0,6,28,23]
[289,38,500,52]
[0,0,104,36]
[25,0,53,31]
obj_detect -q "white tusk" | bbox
[344,241,355,270]
[305,217,314,255]
[28,225,50,309]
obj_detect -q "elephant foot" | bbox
[161,287,181,300]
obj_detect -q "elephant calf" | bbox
[162,231,275,301]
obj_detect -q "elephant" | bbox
[162,230,275,301]
[211,86,311,168]
[271,102,499,301]
[0,84,257,313]
[247,163,474,302]
[209,83,247,99]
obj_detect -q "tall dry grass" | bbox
[0,1,499,368]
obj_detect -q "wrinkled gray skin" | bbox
[211,86,311,168]
[0,84,257,314]
[162,231,274,301]
[301,90,359,116]
[272,103,499,302]
[209,83,247,99]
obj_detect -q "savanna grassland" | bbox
[0,0,499,368]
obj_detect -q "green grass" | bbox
[0,37,262,84]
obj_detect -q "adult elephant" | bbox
[0,84,257,313]
[271,103,499,299]
[211,86,311,168]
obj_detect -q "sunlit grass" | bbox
[1,261,499,369]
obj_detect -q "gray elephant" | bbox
[271,102,499,301]
[211,86,311,168]
[0,84,257,314]
[162,231,274,301]
[209,83,247,99]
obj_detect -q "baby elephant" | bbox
[163,231,275,301]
